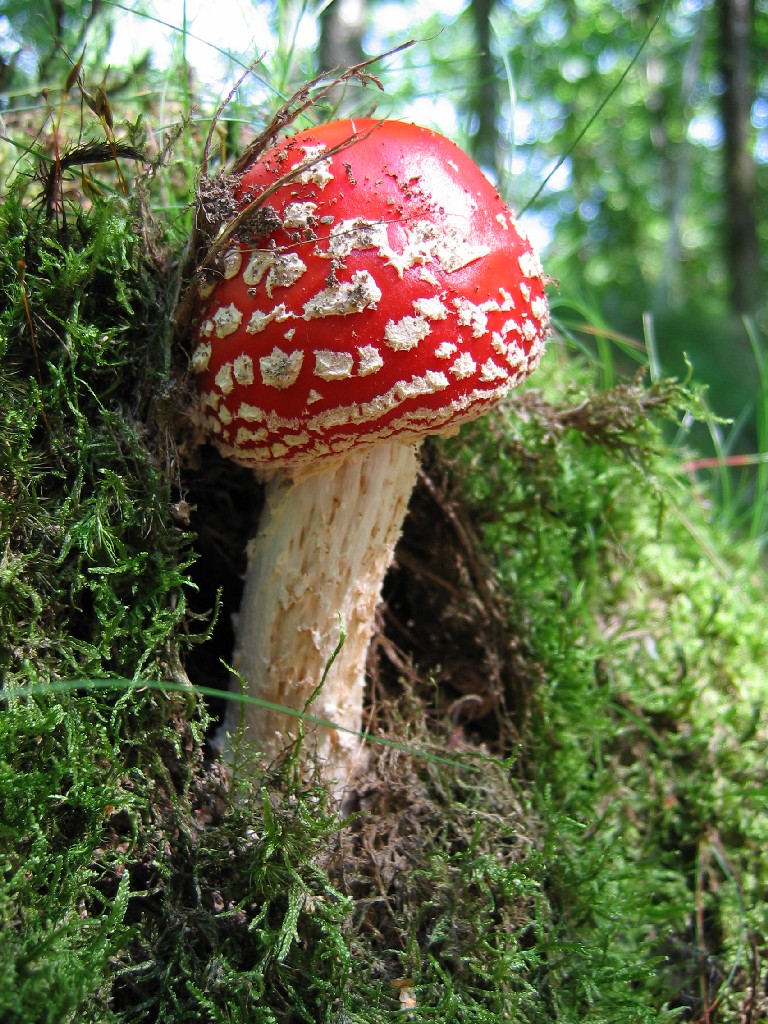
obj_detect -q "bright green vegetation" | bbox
[2,138,767,1024]
[447,363,768,1021]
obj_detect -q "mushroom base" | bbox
[214,438,421,793]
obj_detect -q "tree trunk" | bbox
[718,0,761,315]
[469,0,498,174]
[318,0,367,116]
[655,6,707,309]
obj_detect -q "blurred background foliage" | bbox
[0,0,765,440]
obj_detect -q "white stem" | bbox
[216,438,420,790]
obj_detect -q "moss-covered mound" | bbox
[1,173,767,1023]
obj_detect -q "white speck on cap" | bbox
[221,248,243,279]
[281,431,311,450]
[302,270,382,319]
[199,390,221,412]
[357,345,384,376]
[449,353,477,379]
[295,144,333,189]
[453,298,490,338]
[215,361,234,394]
[259,347,304,389]
[479,359,508,382]
[531,296,550,326]
[235,426,268,446]
[384,315,430,351]
[243,251,307,296]
[212,304,243,338]
[499,288,516,310]
[265,253,307,296]
[501,318,522,338]
[307,403,359,431]
[522,319,539,342]
[237,402,265,422]
[324,218,389,258]
[314,349,355,381]
[506,344,527,370]
[518,250,543,280]
[243,252,273,287]
[233,354,254,385]
[413,295,449,320]
[246,304,292,334]
[282,201,318,229]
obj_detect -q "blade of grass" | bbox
[2,676,511,774]
[744,317,767,542]
[519,0,670,214]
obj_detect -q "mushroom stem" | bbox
[216,438,420,788]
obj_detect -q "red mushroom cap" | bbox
[192,118,549,472]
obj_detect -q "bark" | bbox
[656,7,708,309]
[469,0,499,173]
[318,0,367,115]
[718,0,761,314]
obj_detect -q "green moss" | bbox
[0,184,199,1021]
[0,186,192,685]
[0,697,134,1023]
[444,352,768,1020]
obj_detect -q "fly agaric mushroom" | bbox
[191,118,549,789]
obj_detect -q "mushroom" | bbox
[191,118,549,790]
